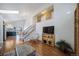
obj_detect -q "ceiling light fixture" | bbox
[0,10,19,14]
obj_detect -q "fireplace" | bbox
[42,26,55,47]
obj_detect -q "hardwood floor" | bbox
[4,36,24,53]
[2,36,65,56]
[25,40,65,56]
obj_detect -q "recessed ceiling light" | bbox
[0,10,19,14]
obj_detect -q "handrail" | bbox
[22,24,35,39]
[24,27,35,39]
[23,24,34,32]
[23,24,35,35]
[24,25,31,31]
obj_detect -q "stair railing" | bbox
[22,24,36,39]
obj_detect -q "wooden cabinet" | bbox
[42,33,55,47]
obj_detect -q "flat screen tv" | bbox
[43,26,54,34]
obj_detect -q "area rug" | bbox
[16,44,36,56]
[4,44,38,56]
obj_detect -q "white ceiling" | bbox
[0,3,52,22]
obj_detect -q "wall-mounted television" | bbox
[43,26,54,34]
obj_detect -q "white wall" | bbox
[0,16,3,43]
[36,3,77,51]
[23,4,53,30]
[23,16,33,30]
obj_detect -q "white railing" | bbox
[22,24,36,39]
